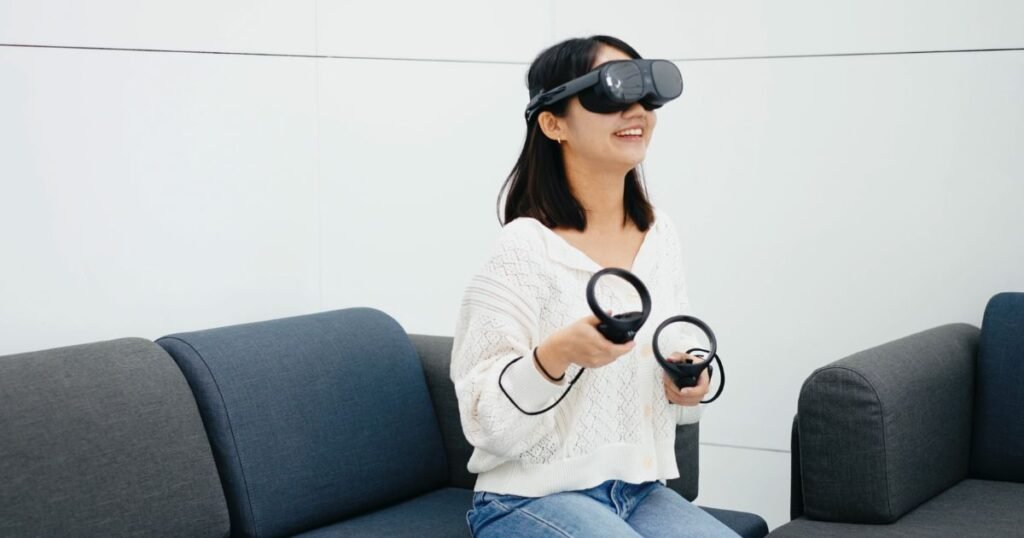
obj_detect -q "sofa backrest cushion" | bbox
[972,292,1024,482]
[0,338,229,537]
[157,308,448,538]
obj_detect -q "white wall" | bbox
[2,1,1023,530]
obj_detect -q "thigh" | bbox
[468,490,642,538]
[625,484,740,538]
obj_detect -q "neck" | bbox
[563,151,632,232]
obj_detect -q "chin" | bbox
[598,146,646,172]
[619,152,647,169]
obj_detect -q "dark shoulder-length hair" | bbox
[497,35,655,232]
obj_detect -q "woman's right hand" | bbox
[534,312,636,379]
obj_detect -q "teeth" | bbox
[615,128,643,137]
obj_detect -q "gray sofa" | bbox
[0,337,230,537]
[1,307,767,537]
[770,292,1024,537]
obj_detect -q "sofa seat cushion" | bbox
[294,488,473,537]
[702,506,769,538]
[768,479,1024,537]
[293,488,769,538]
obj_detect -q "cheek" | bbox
[570,118,614,146]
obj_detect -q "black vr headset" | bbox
[524,59,684,124]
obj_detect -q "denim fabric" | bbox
[467,480,739,537]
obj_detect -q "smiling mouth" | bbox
[614,127,644,139]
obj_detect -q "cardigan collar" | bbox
[513,208,664,276]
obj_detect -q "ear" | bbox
[536,110,567,143]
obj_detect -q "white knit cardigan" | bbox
[450,207,704,497]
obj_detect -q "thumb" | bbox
[582,311,611,326]
[581,313,600,326]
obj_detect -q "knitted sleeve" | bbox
[450,231,565,461]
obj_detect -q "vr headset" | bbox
[524,59,683,124]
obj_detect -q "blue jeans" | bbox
[466,480,740,537]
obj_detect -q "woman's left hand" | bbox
[663,352,709,406]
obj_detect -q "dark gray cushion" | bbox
[768,479,1024,537]
[790,415,804,520]
[972,292,1024,482]
[702,507,769,538]
[669,423,700,501]
[158,308,448,537]
[797,324,979,523]
[0,338,229,537]
[409,334,701,501]
[410,334,476,490]
[293,488,473,537]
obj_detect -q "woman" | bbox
[451,35,738,537]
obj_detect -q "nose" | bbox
[622,101,646,118]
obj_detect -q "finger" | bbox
[610,339,636,355]
[664,371,699,394]
[681,375,710,401]
[674,383,702,401]
[665,386,698,407]
[664,382,684,405]
[666,392,686,406]
[663,375,685,400]
[679,383,706,400]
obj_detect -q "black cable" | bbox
[498,356,585,416]
[685,347,726,404]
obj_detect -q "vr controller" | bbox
[587,267,652,344]
[652,316,725,404]
[586,268,725,404]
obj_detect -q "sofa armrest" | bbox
[797,323,978,523]
[790,415,803,520]
[409,334,477,490]
[666,423,700,501]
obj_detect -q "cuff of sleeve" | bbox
[501,354,566,411]
[676,403,704,425]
